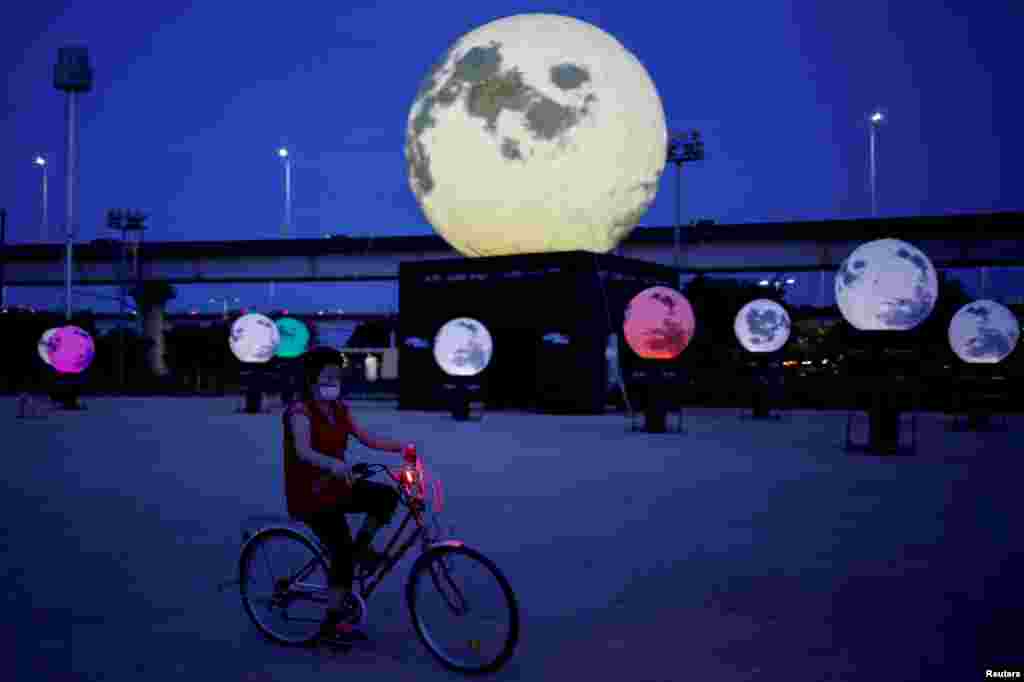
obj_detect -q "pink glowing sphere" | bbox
[49,325,96,374]
[623,286,696,360]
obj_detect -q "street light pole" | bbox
[211,296,240,319]
[869,110,884,218]
[64,95,76,320]
[0,209,6,310]
[35,156,48,241]
[279,148,291,237]
[54,47,93,322]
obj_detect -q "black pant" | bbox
[301,479,400,588]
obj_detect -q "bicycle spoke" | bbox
[259,543,278,585]
[430,560,468,615]
[248,593,277,608]
[241,529,331,646]
[410,547,519,674]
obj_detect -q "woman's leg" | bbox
[302,509,355,591]
[349,480,400,555]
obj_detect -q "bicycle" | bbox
[223,452,520,675]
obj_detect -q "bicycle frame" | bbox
[358,500,425,598]
[278,464,436,602]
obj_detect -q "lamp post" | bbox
[107,209,147,389]
[35,156,48,241]
[666,130,705,273]
[869,110,884,218]
[0,209,6,311]
[54,46,93,321]
[278,148,291,237]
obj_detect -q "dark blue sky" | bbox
[2,1,1021,314]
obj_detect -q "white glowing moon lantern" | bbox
[835,238,938,331]
[365,355,379,382]
[948,300,1020,364]
[406,13,667,257]
[50,326,95,374]
[38,328,60,366]
[433,318,494,377]
[229,313,281,363]
[734,299,791,353]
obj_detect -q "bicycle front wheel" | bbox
[406,544,520,675]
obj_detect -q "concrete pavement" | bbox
[3,398,1021,680]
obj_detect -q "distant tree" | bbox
[131,279,176,377]
[346,319,393,348]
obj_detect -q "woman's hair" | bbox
[298,347,349,403]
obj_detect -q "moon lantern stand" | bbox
[48,325,94,411]
[230,313,282,414]
[441,376,484,422]
[843,331,920,455]
[277,356,303,406]
[950,363,1010,432]
[238,365,272,414]
[737,292,792,420]
[431,317,491,422]
[743,355,786,421]
[627,367,687,434]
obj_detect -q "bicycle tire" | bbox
[405,544,520,675]
[239,527,331,646]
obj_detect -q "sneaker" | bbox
[319,608,369,643]
[331,621,370,642]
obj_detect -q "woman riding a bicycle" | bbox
[282,346,413,638]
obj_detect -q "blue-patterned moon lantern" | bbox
[230,313,281,363]
[835,238,938,331]
[734,299,791,352]
[433,317,494,377]
[948,300,1020,364]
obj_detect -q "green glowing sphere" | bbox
[275,317,310,358]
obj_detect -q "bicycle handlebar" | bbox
[348,453,445,519]
[351,460,425,501]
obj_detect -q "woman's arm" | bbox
[290,412,353,477]
[349,414,403,454]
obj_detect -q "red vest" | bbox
[283,400,353,517]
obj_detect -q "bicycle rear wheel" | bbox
[406,544,519,674]
[239,527,331,646]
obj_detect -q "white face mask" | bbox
[319,385,340,401]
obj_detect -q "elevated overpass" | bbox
[1,212,1021,289]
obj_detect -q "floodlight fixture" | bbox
[666,129,706,270]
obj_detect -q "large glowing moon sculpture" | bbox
[734,299,791,353]
[835,238,938,331]
[406,13,667,257]
[623,286,695,360]
[38,328,60,366]
[50,325,95,374]
[433,317,494,377]
[229,313,281,363]
[274,317,310,359]
[948,300,1020,364]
